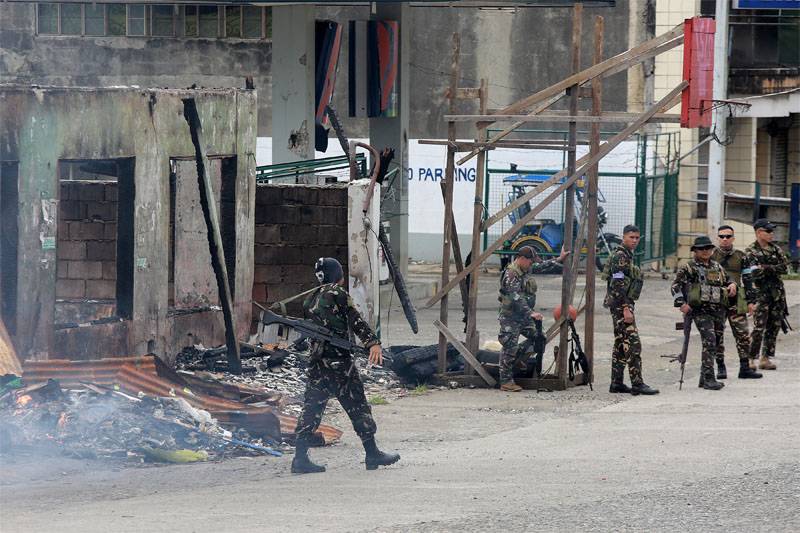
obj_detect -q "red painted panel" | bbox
[681,17,716,128]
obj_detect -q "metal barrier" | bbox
[255,153,367,183]
[484,129,680,265]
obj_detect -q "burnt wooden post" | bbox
[584,16,605,386]
[182,98,242,374]
[557,3,583,388]
[437,33,460,374]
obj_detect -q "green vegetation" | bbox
[368,395,389,405]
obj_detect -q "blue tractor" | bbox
[498,173,622,273]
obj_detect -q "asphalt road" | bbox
[2,272,798,533]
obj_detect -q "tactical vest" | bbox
[601,253,644,301]
[499,263,537,312]
[686,263,728,308]
[713,248,743,285]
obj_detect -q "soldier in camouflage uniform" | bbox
[604,225,659,395]
[497,246,568,391]
[742,219,791,370]
[291,257,400,474]
[711,225,762,380]
[671,236,739,390]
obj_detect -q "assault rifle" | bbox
[260,310,390,363]
[567,319,592,390]
[520,319,546,377]
[676,311,691,389]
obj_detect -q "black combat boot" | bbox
[701,373,724,390]
[738,359,763,379]
[630,382,659,395]
[291,444,326,474]
[609,382,632,394]
[716,359,727,380]
[363,438,400,471]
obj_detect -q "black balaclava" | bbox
[314,257,344,285]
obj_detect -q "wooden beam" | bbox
[444,113,681,123]
[601,36,683,79]
[556,2,582,390]
[424,82,687,309]
[481,84,684,232]
[438,33,460,374]
[584,15,604,387]
[456,87,482,99]
[434,319,496,387]
[454,23,684,166]
[182,98,242,374]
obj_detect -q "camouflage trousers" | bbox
[750,299,783,359]
[295,354,376,446]
[610,308,642,386]
[693,310,725,378]
[498,319,535,384]
[718,304,750,364]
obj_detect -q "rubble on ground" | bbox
[0,377,279,462]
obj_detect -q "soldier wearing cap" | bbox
[671,236,738,390]
[711,226,763,380]
[604,224,659,395]
[291,257,400,474]
[742,219,791,370]
[497,245,568,392]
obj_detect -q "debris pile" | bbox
[0,378,278,462]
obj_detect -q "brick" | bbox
[68,260,103,280]
[57,241,86,261]
[78,182,106,201]
[318,226,346,245]
[251,283,267,302]
[86,202,116,222]
[104,223,118,240]
[254,245,272,264]
[102,261,117,280]
[254,224,280,245]
[70,221,105,241]
[87,241,116,261]
[280,223,317,244]
[56,279,85,299]
[85,279,116,299]
[57,262,70,279]
[255,186,282,206]
[59,200,85,221]
[105,183,118,202]
[254,264,281,283]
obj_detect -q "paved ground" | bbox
[2,271,798,533]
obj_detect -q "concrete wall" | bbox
[1,2,634,139]
[0,87,257,361]
[253,183,348,316]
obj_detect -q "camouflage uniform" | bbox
[497,258,557,384]
[671,259,732,380]
[742,241,790,360]
[603,246,644,386]
[711,247,751,365]
[295,283,381,446]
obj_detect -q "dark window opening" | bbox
[1,162,19,335]
[55,158,134,327]
[220,157,237,294]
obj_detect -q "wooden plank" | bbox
[584,15,605,387]
[516,373,586,391]
[444,113,681,123]
[438,33,460,374]
[601,36,684,79]
[481,83,685,232]
[183,98,242,374]
[434,319,496,387]
[455,23,684,166]
[456,87,482,99]
[557,2,582,389]
[424,82,687,309]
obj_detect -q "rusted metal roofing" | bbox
[20,355,342,445]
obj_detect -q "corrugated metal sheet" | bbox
[22,356,157,387]
[20,355,342,445]
[0,319,22,376]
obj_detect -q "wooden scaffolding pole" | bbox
[424,81,687,309]
[465,78,488,355]
[584,15,605,386]
[438,34,460,374]
[556,3,582,389]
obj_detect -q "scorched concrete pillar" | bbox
[348,179,381,334]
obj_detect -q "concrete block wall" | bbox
[253,183,349,314]
[57,181,118,301]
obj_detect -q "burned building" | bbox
[0,86,257,362]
